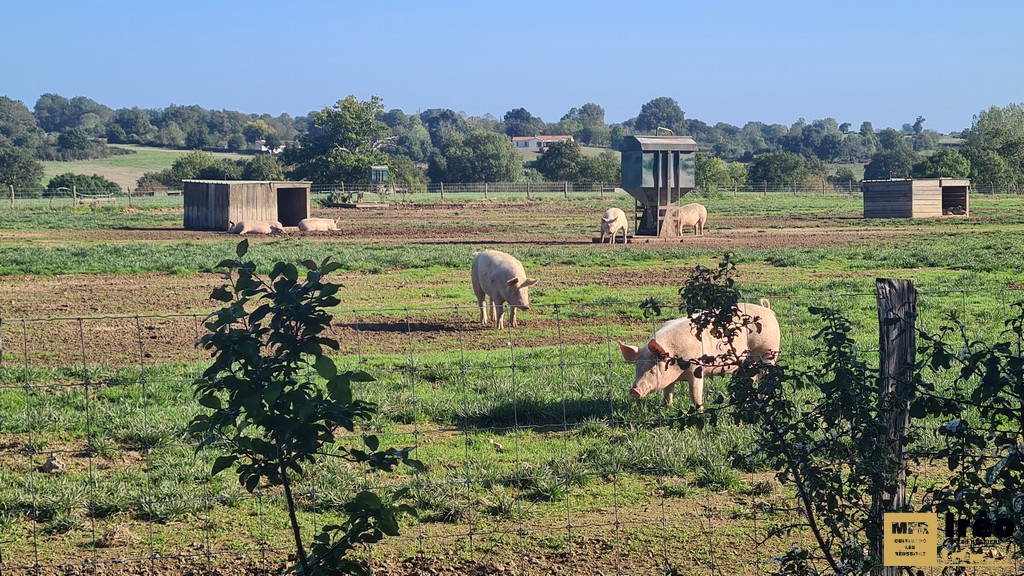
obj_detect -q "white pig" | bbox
[227,220,285,235]
[298,217,338,232]
[600,208,628,245]
[471,250,539,330]
[675,203,708,236]
[618,300,780,412]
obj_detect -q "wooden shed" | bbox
[183,180,311,231]
[861,178,970,218]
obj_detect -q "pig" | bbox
[471,250,539,330]
[618,300,780,412]
[297,217,338,232]
[600,208,628,245]
[674,203,708,236]
[227,220,285,235]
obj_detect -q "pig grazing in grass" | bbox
[471,250,539,330]
[297,217,338,232]
[600,208,628,244]
[675,203,708,236]
[227,220,285,235]
[618,300,780,412]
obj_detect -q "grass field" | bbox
[41,145,247,191]
[0,193,1021,575]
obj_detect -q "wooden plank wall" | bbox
[910,181,942,217]
[184,181,231,230]
[227,183,278,225]
[863,182,913,218]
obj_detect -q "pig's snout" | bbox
[629,388,643,399]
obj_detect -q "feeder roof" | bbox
[621,135,698,152]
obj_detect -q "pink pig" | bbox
[618,300,780,412]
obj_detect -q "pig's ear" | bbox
[521,278,539,287]
[506,277,520,287]
[647,339,668,357]
[618,341,640,361]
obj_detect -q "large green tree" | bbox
[34,94,112,135]
[863,149,918,180]
[747,151,807,185]
[428,130,521,182]
[109,107,156,144]
[283,96,392,185]
[634,97,685,134]
[0,147,45,191]
[502,108,545,137]
[560,103,609,146]
[533,140,584,181]
[533,140,618,183]
[911,148,970,178]
[0,97,45,150]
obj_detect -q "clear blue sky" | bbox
[3,0,1022,134]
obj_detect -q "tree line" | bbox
[2,92,1024,194]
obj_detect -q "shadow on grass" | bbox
[460,397,618,430]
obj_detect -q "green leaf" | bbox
[364,435,379,451]
[236,239,249,258]
[328,376,353,404]
[315,355,337,380]
[212,455,238,476]
[210,286,233,302]
[197,394,222,410]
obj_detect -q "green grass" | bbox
[41,144,247,191]
[2,192,1024,571]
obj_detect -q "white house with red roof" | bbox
[511,135,574,149]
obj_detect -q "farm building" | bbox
[861,178,970,218]
[182,180,311,231]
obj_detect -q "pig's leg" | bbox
[474,282,488,325]
[489,295,501,327]
[689,371,705,413]
[662,382,676,406]
[510,303,518,328]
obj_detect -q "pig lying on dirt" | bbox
[471,250,539,330]
[674,203,708,236]
[297,217,338,232]
[600,208,628,245]
[618,300,780,412]
[227,220,285,235]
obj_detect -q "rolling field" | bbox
[0,192,1022,575]
[40,145,247,191]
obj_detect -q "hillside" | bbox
[41,145,247,191]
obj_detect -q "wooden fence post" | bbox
[563,181,568,199]
[73,185,78,207]
[127,187,133,208]
[484,182,488,199]
[9,184,13,209]
[526,181,530,199]
[440,182,444,201]
[870,278,916,575]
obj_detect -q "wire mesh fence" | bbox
[4,179,1024,212]
[0,288,1021,574]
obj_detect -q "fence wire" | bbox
[0,289,1020,575]
[4,180,1024,212]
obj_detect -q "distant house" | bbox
[252,139,287,154]
[512,135,574,150]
